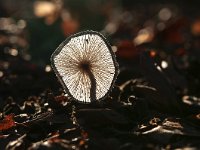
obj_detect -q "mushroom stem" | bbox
[86,69,96,102]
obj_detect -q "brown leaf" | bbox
[0,114,16,131]
[116,40,139,59]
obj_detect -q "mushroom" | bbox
[51,30,118,103]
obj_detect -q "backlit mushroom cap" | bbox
[51,30,118,103]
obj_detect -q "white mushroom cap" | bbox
[51,30,118,103]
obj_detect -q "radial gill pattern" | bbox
[51,31,118,103]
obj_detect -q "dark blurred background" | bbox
[1,0,200,65]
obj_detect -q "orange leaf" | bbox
[0,114,16,131]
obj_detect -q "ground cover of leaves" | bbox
[0,42,200,150]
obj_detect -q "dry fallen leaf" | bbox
[0,114,16,131]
